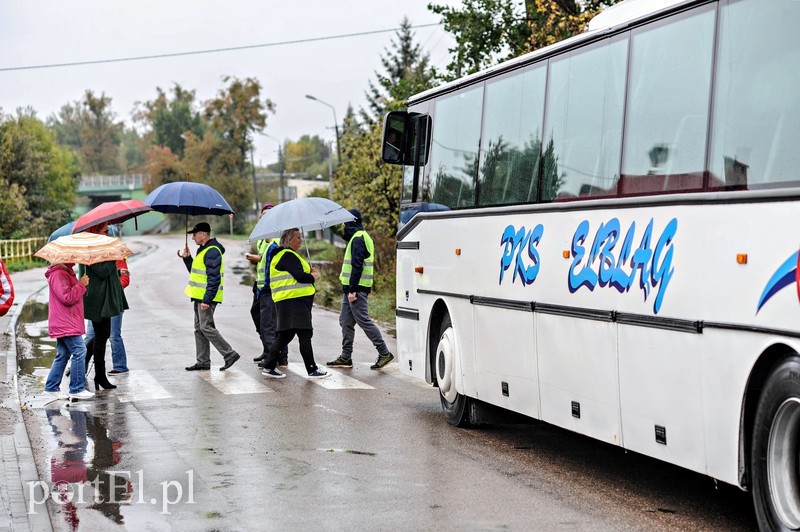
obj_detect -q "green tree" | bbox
[284,135,331,178]
[118,126,147,172]
[203,76,275,226]
[0,111,79,237]
[336,115,400,239]
[363,17,437,123]
[429,0,622,78]
[136,84,205,158]
[143,77,275,232]
[337,20,436,232]
[48,90,124,174]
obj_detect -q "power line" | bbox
[0,23,442,73]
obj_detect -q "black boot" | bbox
[93,353,117,390]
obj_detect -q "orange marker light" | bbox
[455,248,461,256]
[736,253,748,264]
[414,266,424,274]
[563,250,570,259]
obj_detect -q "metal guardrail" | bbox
[79,174,148,189]
[0,237,46,263]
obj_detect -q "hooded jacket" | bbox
[45,264,87,338]
[341,214,371,295]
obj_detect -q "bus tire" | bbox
[435,314,469,427]
[751,356,800,531]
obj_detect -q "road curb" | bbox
[0,269,52,532]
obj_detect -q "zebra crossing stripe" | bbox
[284,362,374,389]
[197,368,275,394]
[378,364,435,389]
[117,370,173,403]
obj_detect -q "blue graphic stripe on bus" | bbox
[757,251,798,313]
[568,218,677,314]
[499,224,543,285]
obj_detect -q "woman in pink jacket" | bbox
[43,263,95,401]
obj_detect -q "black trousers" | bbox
[86,317,112,384]
[263,329,317,374]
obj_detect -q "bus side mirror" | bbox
[381,111,408,165]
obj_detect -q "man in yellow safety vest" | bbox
[181,222,241,372]
[326,209,393,370]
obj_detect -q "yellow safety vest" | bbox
[269,249,315,302]
[184,245,224,303]
[256,238,279,290]
[339,230,374,288]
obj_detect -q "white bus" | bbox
[381,0,800,529]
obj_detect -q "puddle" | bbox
[44,405,130,529]
[16,295,58,377]
[17,293,135,529]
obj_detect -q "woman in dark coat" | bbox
[260,228,329,380]
[83,223,129,390]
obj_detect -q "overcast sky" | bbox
[0,1,460,166]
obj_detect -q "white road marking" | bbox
[285,362,374,389]
[378,363,436,389]
[197,367,274,394]
[116,370,173,403]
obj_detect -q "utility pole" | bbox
[278,143,286,202]
[250,144,259,215]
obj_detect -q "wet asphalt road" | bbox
[15,233,758,531]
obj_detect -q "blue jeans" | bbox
[45,336,88,394]
[85,314,128,371]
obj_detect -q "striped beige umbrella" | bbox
[35,232,134,265]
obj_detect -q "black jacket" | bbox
[183,238,225,304]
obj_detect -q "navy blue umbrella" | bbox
[144,181,235,250]
[144,182,234,216]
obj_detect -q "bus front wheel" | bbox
[435,315,469,427]
[751,356,800,531]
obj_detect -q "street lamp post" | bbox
[261,132,285,203]
[305,94,341,164]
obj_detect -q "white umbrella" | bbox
[35,232,134,265]
[248,197,355,242]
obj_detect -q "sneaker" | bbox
[307,370,331,379]
[370,353,394,370]
[107,369,129,375]
[261,369,286,379]
[44,390,68,400]
[326,356,352,368]
[69,390,95,401]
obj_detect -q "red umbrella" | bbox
[72,199,152,234]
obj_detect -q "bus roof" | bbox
[408,0,700,106]
[587,0,689,31]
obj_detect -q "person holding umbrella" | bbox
[82,223,128,391]
[247,203,288,367]
[260,228,329,380]
[181,222,241,372]
[42,262,94,401]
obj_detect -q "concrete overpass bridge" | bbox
[77,174,166,235]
